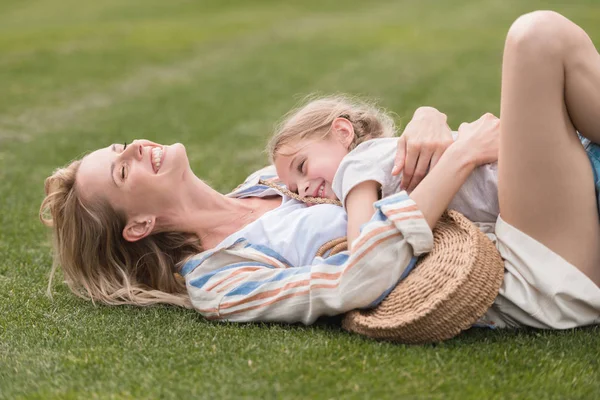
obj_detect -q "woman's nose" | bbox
[124,140,144,161]
[135,139,161,147]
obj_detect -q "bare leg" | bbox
[499,11,600,285]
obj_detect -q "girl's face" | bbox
[274,127,353,202]
[76,139,191,241]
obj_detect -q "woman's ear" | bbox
[123,217,154,242]
[331,117,355,148]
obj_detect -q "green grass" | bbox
[1,0,599,398]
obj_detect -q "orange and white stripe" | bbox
[185,191,433,324]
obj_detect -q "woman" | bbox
[41,11,600,329]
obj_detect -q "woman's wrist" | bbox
[445,140,478,171]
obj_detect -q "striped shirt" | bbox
[182,166,434,325]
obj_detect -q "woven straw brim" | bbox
[342,210,505,344]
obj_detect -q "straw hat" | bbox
[341,210,505,344]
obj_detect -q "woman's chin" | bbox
[166,143,187,165]
[168,143,192,181]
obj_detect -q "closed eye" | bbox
[297,159,305,174]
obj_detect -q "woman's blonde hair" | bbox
[267,94,396,162]
[39,159,203,308]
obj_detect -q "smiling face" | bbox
[76,139,191,241]
[274,133,351,201]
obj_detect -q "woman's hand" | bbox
[393,107,454,192]
[455,113,500,167]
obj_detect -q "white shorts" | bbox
[479,215,600,329]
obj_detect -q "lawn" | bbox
[1,0,599,398]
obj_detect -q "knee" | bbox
[505,10,572,58]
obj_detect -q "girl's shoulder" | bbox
[349,137,399,157]
[227,165,290,200]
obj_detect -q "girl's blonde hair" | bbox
[39,159,203,308]
[267,94,396,162]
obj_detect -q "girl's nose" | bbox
[300,181,310,197]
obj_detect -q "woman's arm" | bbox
[183,192,433,325]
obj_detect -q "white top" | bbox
[332,136,500,223]
[219,197,348,268]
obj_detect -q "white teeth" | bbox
[150,147,163,172]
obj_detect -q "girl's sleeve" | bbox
[184,192,433,325]
[331,140,394,208]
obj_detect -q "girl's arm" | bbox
[408,144,475,229]
[345,180,380,251]
[344,144,475,250]
[344,143,474,253]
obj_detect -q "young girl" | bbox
[268,95,500,248]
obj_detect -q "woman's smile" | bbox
[151,146,165,173]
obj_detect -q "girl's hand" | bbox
[393,107,454,192]
[455,113,500,167]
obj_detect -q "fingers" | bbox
[406,145,433,192]
[400,141,420,190]
[393,107,455,186]
[392,136,406,175]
